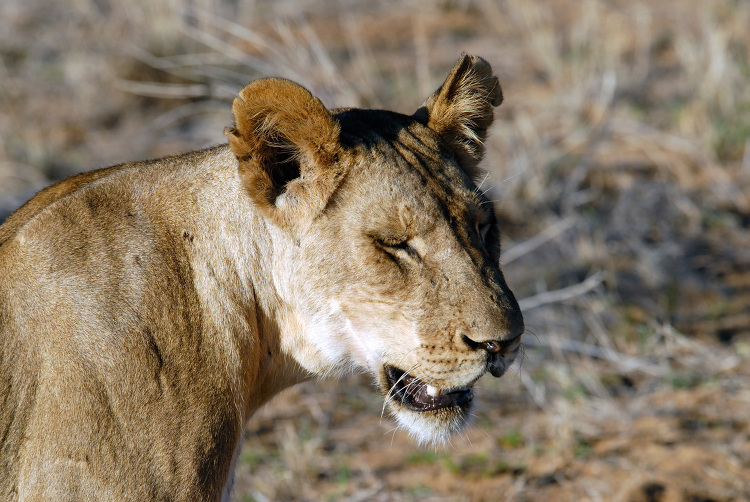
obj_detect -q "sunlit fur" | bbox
[0,54,522,500]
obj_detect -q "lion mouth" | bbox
[383,365,473,412]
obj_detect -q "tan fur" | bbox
[0,54,522,501]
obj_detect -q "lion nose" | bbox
[462,332,523,378]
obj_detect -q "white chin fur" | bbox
[390,406,473,447]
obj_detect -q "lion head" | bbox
[227,54,524,445]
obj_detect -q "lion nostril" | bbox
[462,334,521,354]
[461,335,483,351]
[462,335,502,353]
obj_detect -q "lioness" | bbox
[0,54,523,501]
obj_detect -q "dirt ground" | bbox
[1,0,749,500]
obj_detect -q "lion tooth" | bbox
[426,385,439,397]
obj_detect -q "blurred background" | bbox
[1,0,749,500]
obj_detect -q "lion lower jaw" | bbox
[389,405,473,447]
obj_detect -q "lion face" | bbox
[228,54,523,445]
[289,110,523,444]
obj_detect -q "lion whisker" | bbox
[381,362,421,420]
[475,172,491,192]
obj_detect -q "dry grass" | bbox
[2,0,749,500]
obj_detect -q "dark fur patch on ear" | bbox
[416,54,502,177]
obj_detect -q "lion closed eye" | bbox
[0,53,523,501]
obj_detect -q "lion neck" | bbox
[150,145,314,421]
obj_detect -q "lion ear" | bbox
[414,53,503,177]
[226,78,341,227]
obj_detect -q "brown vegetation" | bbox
[1,0,748,500]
